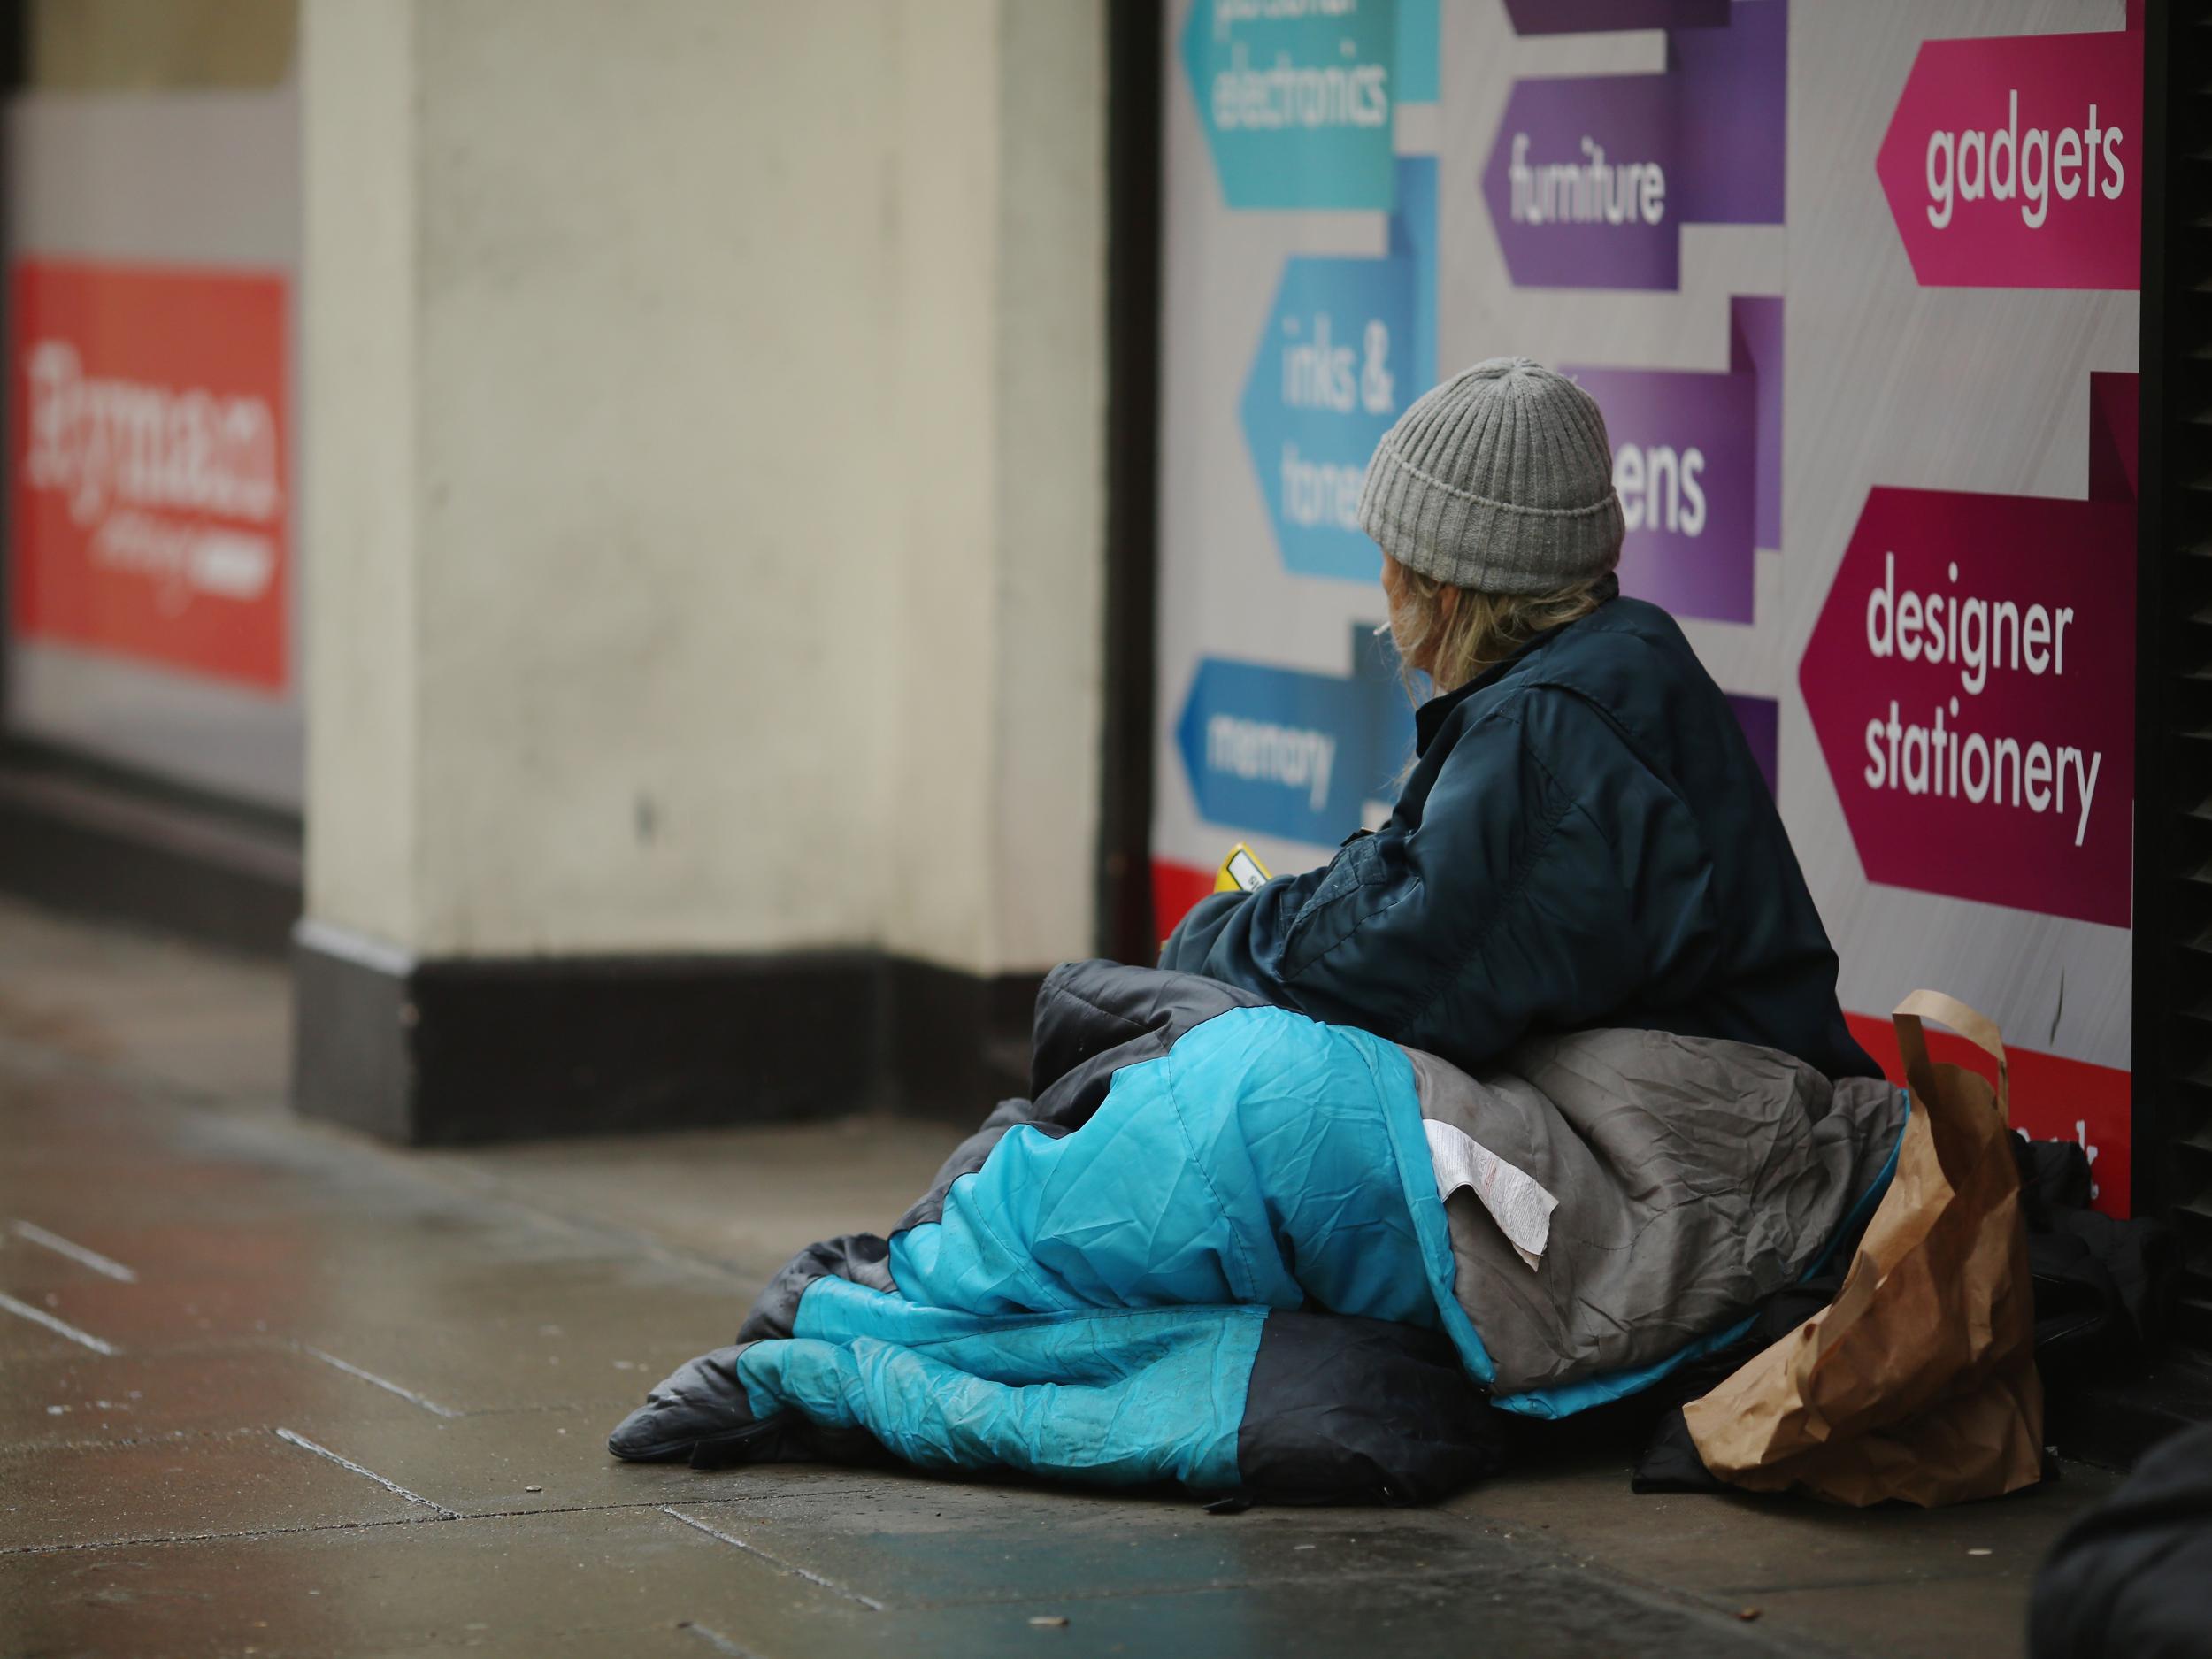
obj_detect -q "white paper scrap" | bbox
[1423,1119,1558,1272]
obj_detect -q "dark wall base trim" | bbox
[293,923,1042,1146]
[886,956,1040,1124]
[0,761,302,956]
[2047,1354,2212,1471]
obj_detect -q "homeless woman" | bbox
[607,359,1907,1504]
[1161,357,1878,1085]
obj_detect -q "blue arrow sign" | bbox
[1240,155,1435,584]
[1176,623,1417,846]
[1180,0,1399,211]
[1396,0,1439,104]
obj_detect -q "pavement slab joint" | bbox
[296,1341,465,1417]
[10,1218,140,1281]
[274,1426,461,1518]
[0,1288,121,1355]
[0,1513,442,1558]
[662,1505,889,1612]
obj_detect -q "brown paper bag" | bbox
[1682,990,2043,1507]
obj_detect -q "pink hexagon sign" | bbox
[1875,13,2141,290]
[1799,375,2137,928]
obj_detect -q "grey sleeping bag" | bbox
[1408,1029,1907,1412]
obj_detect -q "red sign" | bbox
[10,260,289,691]
[1848,1012,2130,1217]
[1152,856,1217,946]
[1800,376,2136,928]
[1875,16,2142,290]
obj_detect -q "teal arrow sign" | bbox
[1180,0,1400,211]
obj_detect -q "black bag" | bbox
[2011,1135,2176,1388]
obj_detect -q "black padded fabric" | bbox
[1626,1270,1846,1495]
[737,1233,897,1342]
[1235,1310,1512,1505]
[606,1343,896,1471]
[737,962,1270,1348]
[685,1413,895,1472]
[1025,962,1269,1126]
[889,962,1269,1236]
[2031,1422,2212,1659]
[886,1097,1066,1240]
[605,1343,762,1462]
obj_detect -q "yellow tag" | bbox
[1215,843,1271,894]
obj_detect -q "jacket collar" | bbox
[1411,580,1620,758]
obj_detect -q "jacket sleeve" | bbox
[1157,691,1723,1068]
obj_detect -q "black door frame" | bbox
[1098,0,1166,964]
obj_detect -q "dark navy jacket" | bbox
[1161,597,1878,1082]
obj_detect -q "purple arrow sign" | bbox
[1726,694,1779,795]
[1483,0,1786,290]
[1565,295,1778,625]
[1502,0,1727,35]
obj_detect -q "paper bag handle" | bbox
[1892,989,2008,1125]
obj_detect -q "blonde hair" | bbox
[1389,568,1608,695]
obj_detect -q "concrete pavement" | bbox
[0,898,2114,1657]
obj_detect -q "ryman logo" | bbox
[22,338,280,611]
[9,260,291,690]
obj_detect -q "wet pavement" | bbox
[0,898,2118,1657]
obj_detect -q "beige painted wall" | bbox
[302,0,1105,974]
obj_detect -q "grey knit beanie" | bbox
[1358,357,1624,595]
